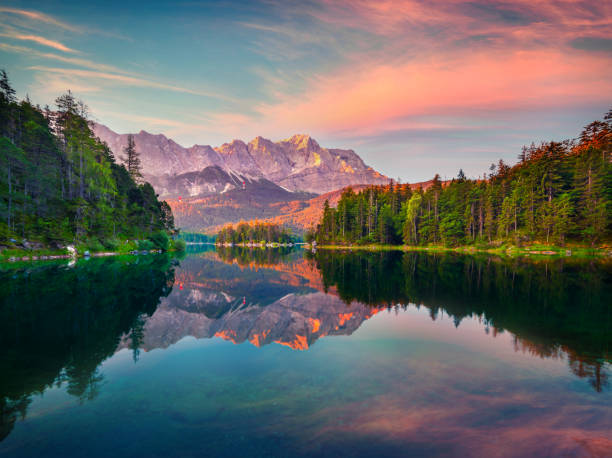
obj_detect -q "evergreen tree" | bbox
[122,134,143,183]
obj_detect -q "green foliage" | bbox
[137,239,155,251]
[149,231,169,251]
[121,134,142,183]
[0,71,176,247]
[304,228,315,244]
[314,111,612,247]
[171,238,186,252]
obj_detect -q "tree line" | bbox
[0,70,175,249]
[217,221,295,244]
[310,111,611,247]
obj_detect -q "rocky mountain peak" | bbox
[217,139,248,153]
[283,134,319,151]
[92,123,390,195]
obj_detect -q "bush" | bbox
[138,239,155,251]
[88,239,105,252]
[117,240,137,254]
[149,231,170,251]
[172,239,186,252]
[102,238,121,251]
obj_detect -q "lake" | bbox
[1,247,610,457]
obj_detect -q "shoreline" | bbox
[0,248,181,264]
[311,243,611,258]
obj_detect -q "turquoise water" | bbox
[1,248,610,457]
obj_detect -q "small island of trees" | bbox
[216,221,295,246]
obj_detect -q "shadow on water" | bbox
[307,250,611,392]
[0,255,176,441]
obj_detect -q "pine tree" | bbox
[122,134,143,183]
[0,70,16,103]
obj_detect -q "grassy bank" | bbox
[313,242,611,258]
[0,236,186,263]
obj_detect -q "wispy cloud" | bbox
[0,32,78,53]
[211,0,612,140]
[253,48,611,137]
[0,6,129,42]
[28,66,241,102]
[0,43,131,74]
[0,7,81,33]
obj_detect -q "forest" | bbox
[311,111,611,248]
[0,71,175,252]
[217,221,295,244]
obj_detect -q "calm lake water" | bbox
[1,247,610,457]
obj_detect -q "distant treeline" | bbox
[178,232,215,243]
[311,111,611,247]
[217,221,295,244]
[0,70,175,248]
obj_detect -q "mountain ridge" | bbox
[93,123,390,196]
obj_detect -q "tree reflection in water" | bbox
[0,255,176,441]
[308,250,611,392]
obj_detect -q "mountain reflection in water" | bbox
[136,247,611,391]
[0,247,610,456]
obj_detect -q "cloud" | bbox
[28,66,241,102]
[308,0,612,38]
[0,7,81,32]
[0,6,128,41]
[204,0,612,140]
[248,48,611,138]
[0,33,78,53]
[570,36,612,53]
[0,43,127,73]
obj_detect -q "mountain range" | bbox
[93,124,389,195]
[93,124,390,232]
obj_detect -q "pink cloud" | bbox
[204,0,611,141]
[0,7,81,32]
[2,33,78,53]
[254,48,611,137]
[310,0,612,41]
